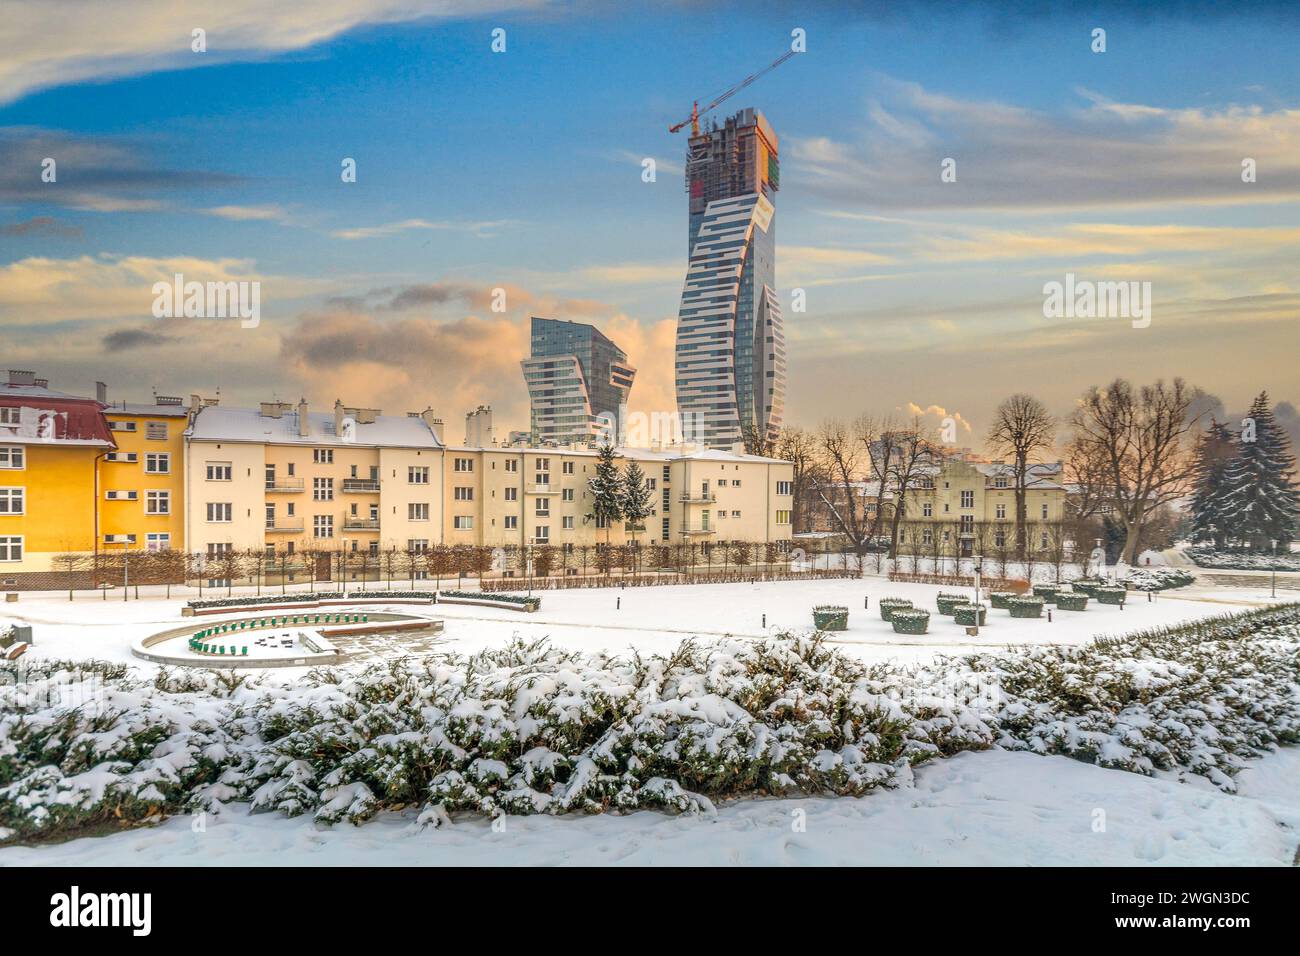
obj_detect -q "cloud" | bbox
[102,327,177,351]
[0,1,544,105]
[201,204,290,222]
[0,215,82,238]
[329,218,519,240]
[789,78,1300,212]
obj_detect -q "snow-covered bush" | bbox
[935,592,967,614]
[1055,593,1089,611]
[1008,597,1044,618]
[879,598,912,621]
[1122,567,1195,591]
[5,603,1298,842]
[953,604,987,627]
[1070,580,1104,597]
[811,606,848,630]
[1186,547,1300,571]
[439,590,541,611]
[891,609,930,634]
[989,592,1017,609]
[1031,584,1060,600]
[1094,587,1127,606]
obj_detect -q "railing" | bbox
[342,517,381,530]
[679,525,716,535]
[527,483,552,494]
[679,492,716,503]
[341,478,381,493]
[265,521,304,533]
[265,479,304,492]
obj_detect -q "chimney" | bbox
[297,398,310,437]
[464,404,494,447]
[7,370,35,386]
[334,399,345,436]
[95,381,108,404]
[420,407,443,443]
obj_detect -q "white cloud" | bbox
[330,218,518,240]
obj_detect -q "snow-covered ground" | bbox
[3,577,1296,866]
[4,747,1296,867]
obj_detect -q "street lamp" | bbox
[114,539,130,601]
[972,553,983,637]
[341,538,350,595]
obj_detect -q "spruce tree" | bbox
[1188,419,1236,548]
[586,443,624,547]
[619,461,654,538]
[1216,392,1300,550]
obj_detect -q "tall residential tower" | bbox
[674,107,786,449]
[521,317,636,446]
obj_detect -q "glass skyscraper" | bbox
[521,317,636,446]
[674,107,786,449]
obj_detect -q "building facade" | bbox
[521,317,636,446]
[99,394,189,555]
[675,108,786,449]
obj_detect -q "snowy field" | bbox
[3,577,1297,866]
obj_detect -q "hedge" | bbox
[1095,587,1127,606]
[1031,584,1060,600]
[890,608,930,635]
[989,592,1017,610]
[936,592,968,615]
[879,598,913,622]
[1055,593,1089,611]
[953,603,987,627]
[812,606,849,631]
[1008,597,1045,619]
[439,590,542,611]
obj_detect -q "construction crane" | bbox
[668,49,796,137]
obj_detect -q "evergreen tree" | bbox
[1216,391,1300,550]
[586,443,624,546]
[619,461,654,537]
[1188,419,1236,548]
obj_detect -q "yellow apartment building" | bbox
[99,391,189,554]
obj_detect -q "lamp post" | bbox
[116,540,130,601]
[972,553,983,637]
[1271,538,1279,599]
[341,538,350,596]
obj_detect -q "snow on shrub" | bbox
[4,603,1299,843]
[891,609,930,634]
[952,604,987,627]
[1094,587,1127,606]
[439,590,541,611]
[878,598,913,621]
[1008,597,1044,619]
[935,593,967,615]
[811,606,848,631]
[1186,547,1300,571]
[1055,593,1089,611]
[1031,584,1060,600]
[989,592,1017,609]
[1122,568,1194,591]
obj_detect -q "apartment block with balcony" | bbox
[99,389,189,555]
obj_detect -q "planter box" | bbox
[1070,580,1103,597]
[1031,584,1060,600]
[1055,593,1089,611]
[953,603,987,626]
[891,609,930,635]
[989,591,1017,609]
[1095,587,1127,606]
[1009,597,1045,618]
[879,599,913,622]
[812,606,849,631]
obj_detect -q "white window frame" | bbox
[0,487,25,515]
[206,502,232,522]
[145,452,170,474]
[0,535,21,561]
[0,446,24,469]
[206,461,232,481]
[146,490,170,515]
[408,502,429,521]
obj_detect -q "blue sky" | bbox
[2,0,1297,438]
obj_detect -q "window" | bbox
[533,526,549,542]
[266,504,275,528]
[562,516,574,529]
[1040,531,1049,549]
[662,517,670,538]
[145,490,170,515]
[995,504,1006,519]
[562,488,574,502]
[287,462,295,476]
[994,476,1009,488]
[562,461,574,475]
[647,478,656,490]
[454,516,473,530]
[718,479,727,487]
[409,503,429,521]
[662,466,671,483]
[922,529,933,545]
[0,488,22,514]
[206,461,232,481]
[504,487,518,501]
[776,481,793,496]
[0,535,22,561]
[106,452,138,463]
[922,502,933,518]
[408,466,429,484]
[536,498,550,517]
[776,510,790,524]
[314,515,334,538]
[146,421,168,440]
[454,457,473,472]
[146,533,171,551]
[994,530,1007,547]
[313,449,334,464]
[960,490,974,509]
[536,458,550,472]
[454,486,473,501]
[0,446,23,469]
[1041,503,1049,520]
[731,510,741,518]
[207,542,231,556]
[313,477,334,501]
[0,408,19,426]
[504,515,518,530]
[109,420,137,432]
[408,539,429,552]
[145,453,169,474]
[960,515,974,533]
[733,480,742,488]
[505,459,518,473]
[534,472,549,487]
[206,502,232,522]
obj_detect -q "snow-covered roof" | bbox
[188,406,442,449]
[457,443,787,464]
[105,402,191,419]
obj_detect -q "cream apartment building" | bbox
[185,398,795,573]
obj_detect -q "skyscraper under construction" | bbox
[674,107,786,449]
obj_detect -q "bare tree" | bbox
[883,418,934,561]
[811,419,870,562]
[776,425,818,533]
[986,394,1056,558]
[1067,378,1201,563]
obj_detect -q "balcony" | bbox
[342,517,381,531]
[679,525,716,536]
[265,521,304,533]
[526,483,553,494]
[341,478,381,493]
[679,492,716,503]
[265,479,304,493]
